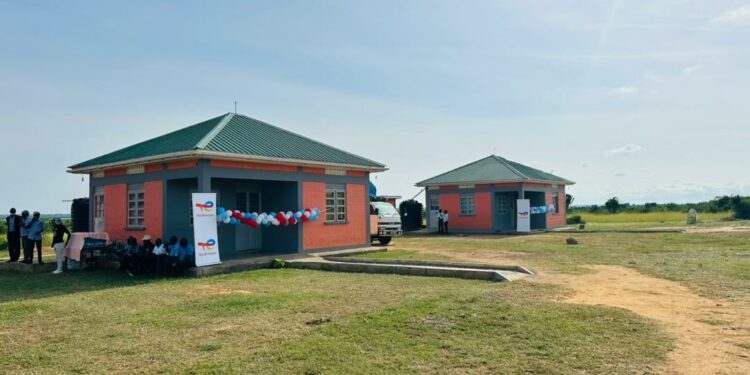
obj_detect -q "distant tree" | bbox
[605,197,621,214]
[731,197,750,220]
[589,204,601,213]
[642,202,658,213]
[565,194,574,209]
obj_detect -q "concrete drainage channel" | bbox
[286,256,533,282]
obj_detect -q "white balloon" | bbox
[223,218,231,224]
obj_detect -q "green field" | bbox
[2,216,750,373]
[570,211,731,224]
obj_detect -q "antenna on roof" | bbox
[234,101,237,114]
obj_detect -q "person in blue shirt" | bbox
[175,237,194,273]
[24,212,45,264]
[19,210,31,263]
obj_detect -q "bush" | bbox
[567,215,586,225]
[732,198,750,220]
[272,258,286,269]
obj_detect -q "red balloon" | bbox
[249,220,258,228]
[276,212,287,226]
[300,215,308,222]
[289,217,297,225]
[233,212,243,219]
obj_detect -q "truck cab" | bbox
[370,201,403,245]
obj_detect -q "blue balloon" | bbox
[217,207,226,215]
[230,218,238,225]
[250,213,258,220]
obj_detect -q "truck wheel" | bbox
[378,237,392,245]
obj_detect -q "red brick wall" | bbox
[144,181,163,239]
[438,191,493,230]
[104,184,128,240]
[302,182,368,251]
[546,186,566,228]
[167,160,198,170]
[103,181,163,241]
[211,160,297,173]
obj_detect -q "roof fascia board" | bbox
[67,150,388,174]
[416,179,575,187]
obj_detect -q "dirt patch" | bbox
[539,265,750,375]
[686,226,750,233]
[401,247,750,374]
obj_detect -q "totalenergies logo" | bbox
[196,201,214,213]
[197,239,216,251]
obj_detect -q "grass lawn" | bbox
[5,219,750,373]
[0,269,670,374]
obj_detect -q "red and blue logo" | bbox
[197,239,216,251]
[196,201,214,213]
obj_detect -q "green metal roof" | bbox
[69,113,386,170]
[415,155,574,186]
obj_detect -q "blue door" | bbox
[494,193,516,231]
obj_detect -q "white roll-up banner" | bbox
[192,193,222,267]
[516,199,531,233]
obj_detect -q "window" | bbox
[326,184,347,223]
[553,192,560,214]
[127,184,145,228]
[497,196,509,215]
[94,187,105,219]
[460,194,476,216]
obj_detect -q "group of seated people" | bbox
[117,235,195,276]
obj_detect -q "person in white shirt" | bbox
[152,238,169,275]
[437,209,444,234]
[442,210,449,234]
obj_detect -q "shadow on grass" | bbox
[0,270,177,303]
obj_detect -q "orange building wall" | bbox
[144,181,164,239]
[103,181,163,241]
[103,184,128,241]
[438,192,493,230]
[546,186,567,228]
[211,160,297,173]
[167,160,198,170]
[302,182,368,251]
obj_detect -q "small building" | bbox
[68,113,386,258]
[416,155,574,233]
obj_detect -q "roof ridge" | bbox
[195,112,234,149]
[493,155,529,180]
[231,113,386,168]
[415,155,496,186]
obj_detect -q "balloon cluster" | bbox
[216,207,321,228]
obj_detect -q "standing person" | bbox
[442,210,449,234]
[25,212,45,264]
[5,208,22,262]
[51,218,71,274]
[19,210,31,263]
[437,209,444,234]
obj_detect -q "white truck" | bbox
[369,201,403,245]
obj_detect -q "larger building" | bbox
[68,113,386,258]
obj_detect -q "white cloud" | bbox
[681,64,702,75]
[605,143,644,156]
[610,85,638,96]
[712,5,750,25]
[581,161,591,168]
[615,172,627,177]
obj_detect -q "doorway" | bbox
[494,192,517,231]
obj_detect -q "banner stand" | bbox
[192,193,222,267]
[516,199,530,233]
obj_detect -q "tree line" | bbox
[570,195,750,219]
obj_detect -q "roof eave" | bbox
[415,179,575,187]
[68,150,387,174]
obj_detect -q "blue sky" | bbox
[2,1,749,213]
